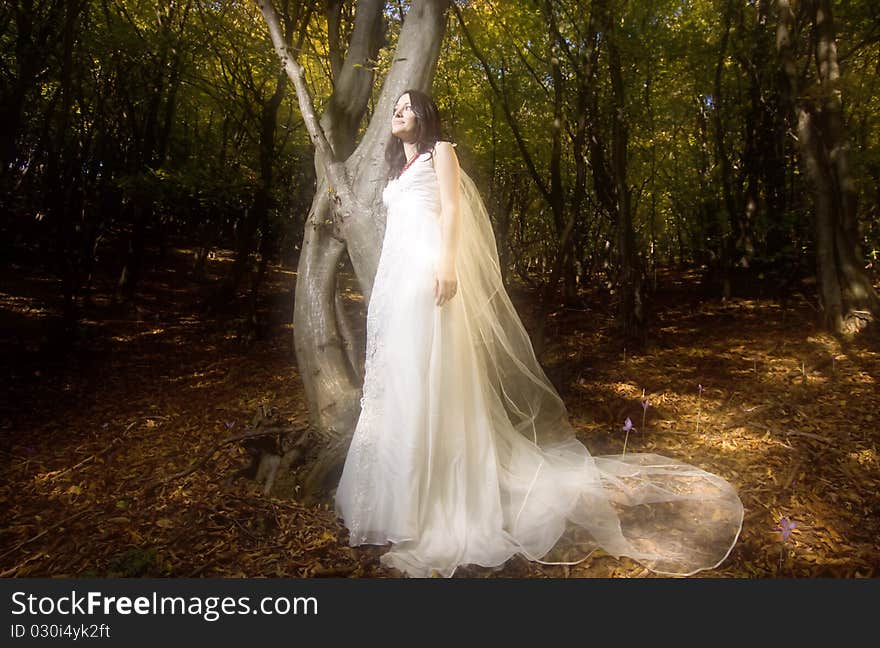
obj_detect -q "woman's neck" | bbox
[403,141,419,161]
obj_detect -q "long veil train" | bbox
[335,157,743,577]
[429,170,742,575]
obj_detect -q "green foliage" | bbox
[1,0,318,287]
[2,0,878,309]
[439,0,878,292]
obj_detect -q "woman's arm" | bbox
[433,141,461,307]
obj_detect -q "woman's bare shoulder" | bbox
[434,140,458,154]
[433,141,460,169]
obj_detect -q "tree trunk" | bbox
[115,1,193,304]
[776,0,879,333]
[457,0,597,354]
[712,0,739,297]
[258,0,452,497]
[531,1,575,354]
[602,0,644,341]
[1,1,64,182]
[609,58,642,338]
[581,0,631,317]
[219,68,290,304]
[46,0,86,332]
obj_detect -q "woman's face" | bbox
[391,93,417,142]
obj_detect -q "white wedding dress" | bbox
[334,150,743,577]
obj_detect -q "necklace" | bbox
[399,151,421,177]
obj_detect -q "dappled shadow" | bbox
[528,271,880,577]
[1,258,877,578]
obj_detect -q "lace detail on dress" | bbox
[343,156,430,544]
[347,232,389,544]
[348,276,390,542]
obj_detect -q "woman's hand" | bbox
[434,257,458,307]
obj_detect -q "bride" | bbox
[334,89,743,578]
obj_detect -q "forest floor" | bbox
[1,247,878,579]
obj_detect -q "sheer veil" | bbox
[453,168,743,575]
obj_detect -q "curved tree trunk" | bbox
[257,0,451,497]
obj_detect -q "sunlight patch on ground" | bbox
[187,370,227,390]
[849,448,878,468]
[170,246,235,262]
[0,293,53,317]
[110,327,166,342]
[806,333,843,353]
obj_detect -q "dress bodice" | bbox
[382,151,441,222]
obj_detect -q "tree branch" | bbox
[146,425,308,493]
[254,0,362,218]
[451,1,552,205]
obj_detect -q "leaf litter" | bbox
[1,255,878,578]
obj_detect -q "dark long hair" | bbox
[385,89,443,179]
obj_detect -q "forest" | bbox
[1,0,878,578]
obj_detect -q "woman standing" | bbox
[334,89,743,578]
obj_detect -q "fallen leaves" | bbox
[1,258,878,579]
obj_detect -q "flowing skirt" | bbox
[335,181,743,578]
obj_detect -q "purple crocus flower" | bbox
[775,516,797,542]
